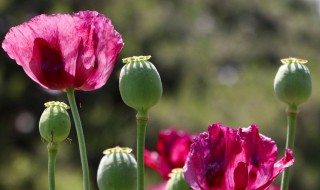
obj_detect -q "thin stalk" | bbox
[136,110,148,190]
[48,142,58,190]
[281,104,298,190]
[66,89,90,190]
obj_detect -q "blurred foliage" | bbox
[0,0,320,189]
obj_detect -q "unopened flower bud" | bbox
[119,55,162,112]
[166,168,191,190]
[97,147,137,190]
[274,58,312,106]
[39,101,71,143]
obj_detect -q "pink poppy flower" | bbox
[2,11,123,91]
[145,128,193,180]
[184,123,294,190]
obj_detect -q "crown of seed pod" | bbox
[97,147,137,190]
[119,55,162,113]
[274,58,312,106]
[166,168,191,190]
[39,101,71,143]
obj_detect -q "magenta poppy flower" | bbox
[2,11,123,91]
[184,123,294,190]
[145,128,193,180]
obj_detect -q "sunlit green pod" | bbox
[39,101,71,143]
[119,55,162,112]
[97,147,137,190]
[274,58,312,106]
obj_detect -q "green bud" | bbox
[97,147,137,190]
[165,168,191,190]
[119,55,162,112]
[274,58,312,106]
[39,101,71,143]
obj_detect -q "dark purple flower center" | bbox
[205,160,224,187]
[35,38,64,73]
[30,38,69,89]
[251,153,260,167]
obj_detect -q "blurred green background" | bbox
[0,0,320,189]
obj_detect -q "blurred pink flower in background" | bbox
[268,184,280,190]
[184,123,294,190]
[147,182,166,190]
[2,11,123,91]
[145,128,193,180]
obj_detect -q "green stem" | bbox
[136,110,148,190]
[48,142,58,190]
[66,89,90,190]
[281,104,298,190]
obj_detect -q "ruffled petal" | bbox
[258,149,294,190]
[238,125,278,189]
[3,13,83,89]
[2,11,123,90]
[75,11,123,90]
[184,123,244,190]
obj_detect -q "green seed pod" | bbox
[274,58,312,106]
[39,101,71,143]
[166,168,191,190]
[119,55,162,112]
[97,147,137,190]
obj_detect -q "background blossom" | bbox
[145,128,192,180]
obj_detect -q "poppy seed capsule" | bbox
[119,55,162,112]
[166,168,191,190]
[274,58,312,106]
[39,101,71,143]
[97,147,137,190]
